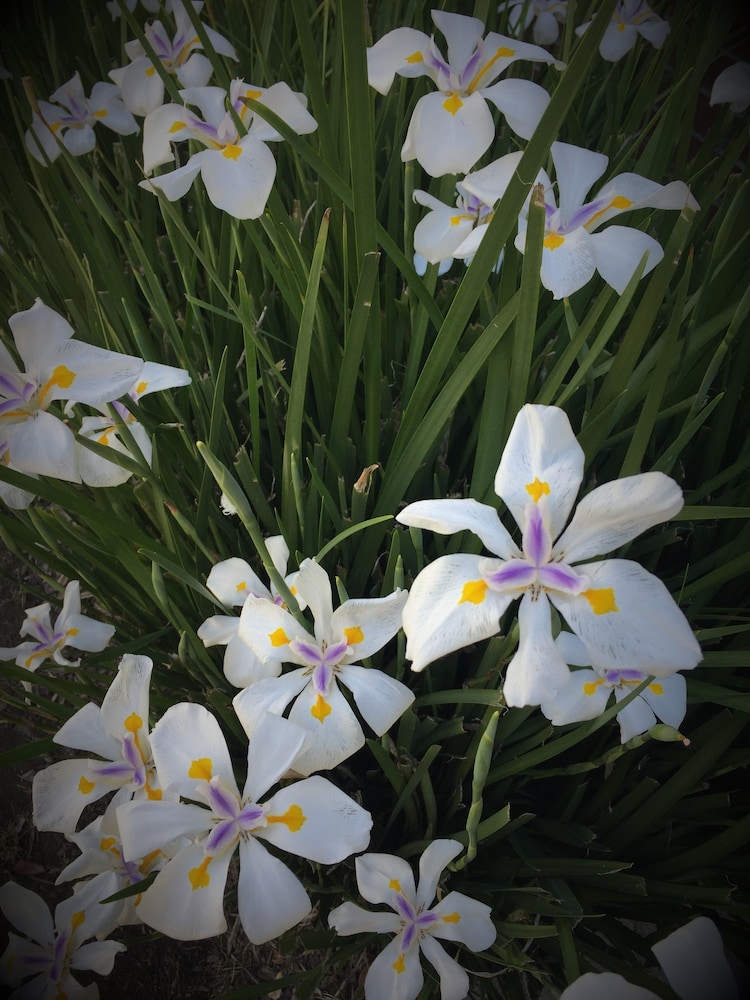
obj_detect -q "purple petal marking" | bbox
[89,759,137,782]
[291,639,324,666]
[19,951,53,971]
[204,818,239,854]
[537,563,584,594]
[324,640,348,665]
[205,778,240,820]
[238,802,264,828]
[461,45,483,86]
[416,910,439,929]
[402,923,416,950]
[395,894,417,922]
[604,668,647,685]
[312,662,332,695]
[486,560,537,590]
[522,503,552,568]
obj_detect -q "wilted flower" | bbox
[0,299,144,487]
[233,558,412,775]
[197,535,305,687]
[459,142,698,298]
[109,0,238,116]
[140,78,317,218]
[575,1,670,62]
[329,839,496,1000]
[0,879,126,1000]
[117,708,372,943]
[0,579,114,676]
[25,71,138,164]
[396,404,702,707]
[367,9,563,176]
[498,0,568,46]
[33,654,165,834]
[540,631,688,743]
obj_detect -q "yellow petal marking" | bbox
[236,580,247,592]
[140,848,163,872]
[393,953,406,974]
[269,627,290,647]
[266,803,307,832]
[442,912,461,923]
[544,232,565,250]
[93,108,108,118]
[586,194,634,229]
[442,93,464,115]
[244,89,262,100]
[458,579,487,605]
[467,46,516,93]
[37,365,76,408]
[222,143,243,160]
[124,712,143,733]
[310,693,332,723]
[344,625,364,645]
[188,757,213,781]
[405,50,424,64]
[96,430,111,445]
[583,678,605,696]
[145,67,156,77]
[135,380,148,395]
[450,212,474,226]
[188,855,211,890]
[648,682,664,695]
[525,477,551,503]
[78,776,95,794]
[581,587,619,615]
[168,120,186,133]
[389,879,401,891]
[99,836,117,852]
[66,627,79,638]
[145,776,163,801]
[71,910,85,931]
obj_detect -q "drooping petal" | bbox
[459,150,527,208]
[140,155,206,202]
[236,835,311,945]
[551,559,702,676]
[413,198,477,265]
[639,673,686,730]
[365,933,424,1000]
[503,592,571,706]
[652,917,739,1000]
[402,554,513,672]
[613,687,658,743]
[198,614,240,647]
[223,633,282,687]
[589,226,663,294]
[111,57,166,117]
[0,882,54,948]
[397,498,520,558]
[554,472,683,564]
[481,77,551,140]
[416,840,462,910]
[54,701,121,758]
[356,852,417,906]
[149,702,238,800]
[540,668,611,727]
[135,842,232,940]
[338,664,414,736]
[7,411,80,481]
[494,403,584,539]
[62,124,97,157]
[401,91,495,176]
[41,338,143,407]
[419,932,470,1000]
[636,18,670,50]
[329,901,401,935]
[366,27,432,94]
[287,679,365,774]
[242,712,307,803]
[175,52,214,90]
[259,775,372,863]
[199,138,277,219]
[32,758,112,833]
[245,81,318,143]
[70,939,127,975]
[524,223,597,299]
[141,102,199,172]
[585,174,697,231]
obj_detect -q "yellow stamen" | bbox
[525,477,551,503]
[544,233,565,250]
[188,856,211,890]
[222,143,243,160]
[310,693,332,722]
[458,579,487,605]
[344,625,364,645]
[442,93,464,115]
[266,803,307,832]
[78,776,95,794]
[581,587,619,615]
[268,627,290,647]
[188,757,213,781]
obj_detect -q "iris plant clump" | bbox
[0,1,748,998]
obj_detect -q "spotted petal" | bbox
[287,679,365,774]
[540,668,611,727]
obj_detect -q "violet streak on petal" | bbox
[204,819,238,853]
[205,778,240,819]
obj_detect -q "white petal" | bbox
[639,673,686,730]
[338,664,414,736]
[550,142,609,225]
[8,411,80,481]
[245,81,318,142]
[242,712,307,802]
[141,102,196,172]
[710,62,750,112]
[100,653,152,741]
[402,554,513,673]
[529,223,597,299]
[287,680,365,774]
[413,202,476,265]
[140,157,205,201]
[494,403,584,539]
[652,917,739,1000]
[481,77,550,140]
[402,91,494,177]
[559,971,657,999]
[503,592,571,707]
[356,851,417,906]
[459,150,526,207]
[32,758,111,833]
[42,338,144,406]
[206,557,269,605]
[551,559,702,676]
[115,57,166,117]
[238,595,312,666]
[329,901,401,935]
[199,139,277,219]
[259,775,372,863]
[223,633,281,687]
[232,670,310,739]
[431,12,485,73]
[590,226,663,294]
[176,52,214,89]
[599,22,638,62]
[366,27,432,94]
[637,18,670,50]
[136,842,231,940]
[294,558,333,643]
[237,836,311,944]
[365,934,424,1000]
[0,883,54,946]
[197,614,239,647]
[540,669,611,726]
[149,702,238,799]
[416,839,462,910]
[54,701,120,758]
[613,689,657,743]
[397,498,519,558]
[63,124,97,156]
[8,299,72,365]
[71,939,126,975]
[116,799,210,861]
[554,472,683,564]
[334,588,407,662]
[419,933,469,1000]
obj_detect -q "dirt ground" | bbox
[0,545,365,999]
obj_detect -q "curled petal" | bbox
[613,687,658,743]
[481,77,550,140]
[590,226,663,294]
[416,839,462,910]
[397,498,519,559]
[419,933,470,1000]
[328,901,401,935]
[710,62,750,112]
[366,27,432,94]
[356,852,417,907]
